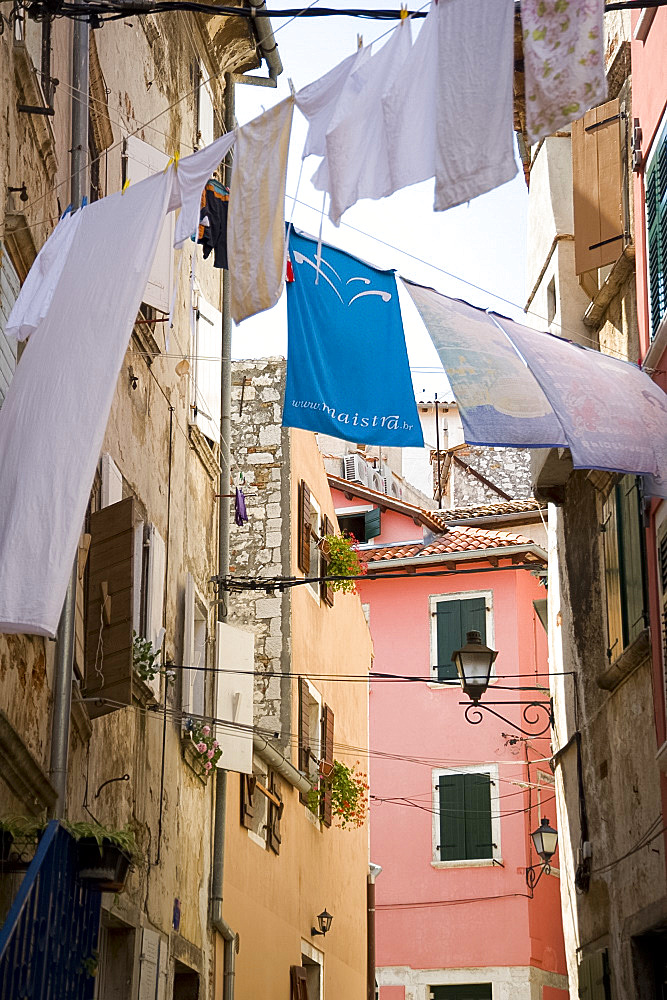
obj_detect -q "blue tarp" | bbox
[284,230,423,447]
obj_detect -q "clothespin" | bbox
[60,203,73,219]
[81,195,88,208]
[164,149,180,173]
[122,177,130,195]
[400,3,408,18]
[288,77,296,98]
[357,33,363,50]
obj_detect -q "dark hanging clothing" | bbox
[198,178,229,269]
[234,487,248,527]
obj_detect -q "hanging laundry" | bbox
[296,45,371,161]
[197,178,229,269]
[7,209,83,341]
[171,130,236,247]
[521,0,606,144]
[403,280,667,497]
[234,487,248,527]
[227,97,295,324]
[432,0,516,212]
[0,169,174,636]
[311,19,412,226]
[284,229,423,448]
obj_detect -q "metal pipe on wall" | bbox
[49,9,89,819]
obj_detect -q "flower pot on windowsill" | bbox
[76,838,132,892]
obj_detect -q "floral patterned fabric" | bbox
[521,0,606,143]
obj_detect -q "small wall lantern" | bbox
[452,630,498,702]
[311,909,333,937]
[526,817,559,896]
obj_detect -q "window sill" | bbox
[304,805,321,830]
[431,858,502,869]
[247,829,268,850]
[597,627,650,691]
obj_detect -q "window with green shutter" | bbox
[430,984,492,1000]
[578,951,611,1000]
[437,772,494,861]
[602,476,647,661]
[338,507,381,542]
[434,596,487,681]
[646,116,667,339]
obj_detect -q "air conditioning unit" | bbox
[342,454,370,486]
[369,470,385,494]
[383,473,403,499]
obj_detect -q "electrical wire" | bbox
[589,817,665,876]
[376,892,531,910]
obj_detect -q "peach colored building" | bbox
[329,477,568,1000]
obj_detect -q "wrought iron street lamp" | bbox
[311,909,333,937]
[526,817,558,896]
[453,630,554,737]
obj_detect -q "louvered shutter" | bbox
[572,99,625,275]
[321,514,335,607]
[298,677,311,805]
[617,476,647,647]
[438,773,466,860]
[84,497,135,717]
[268,773,283,853]
[182,572,196,717]
[321,704,334,826]
[240,773,257,829]
[646,127,667,338]
[658,528,667,719]
[602,490,623,661]
[464,773,493,860]
[298,481,311,574]
[0,246,19,407]
[290,966,308,1000]
[364,507,381,541]
[435,600,462,681]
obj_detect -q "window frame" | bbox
[432,763,501,867]
[601,475,648,662]
[428,590,494,688]
[306,495,323,603]
[644,108,667,340]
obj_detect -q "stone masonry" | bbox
[449,446,533,506]
[228,358,292,749]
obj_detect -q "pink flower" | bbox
[207,749,215,759]
[202,725,211,736]
[212,741,219,749]
[196,742,207,753]
[205,761,212,771]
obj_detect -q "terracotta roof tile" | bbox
[429,498,546,527]
[363,525,538,563]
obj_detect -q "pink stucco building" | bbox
[328,476,568,1000]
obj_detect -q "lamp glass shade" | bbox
[317,909,333,934]
[531,817,558,862]
[452,630,498,700]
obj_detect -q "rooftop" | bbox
[362,525,545,565]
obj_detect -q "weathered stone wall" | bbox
[228,358,292,746]
[450,446,533,506]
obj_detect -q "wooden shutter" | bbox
[240,773,257,829]
[268,773,283,853]
[646,129,667,337]
[182,572,196,716]
[320,704,334,826]
[438,773,466,861]
[84,497,135,717]
[464,773,493,860]
[321,514,335,607]
[123,136,174,314]
[197,63,215,149]
[193,297,222,443]
[364,507,381,541]
[298,677,311,805]
[298,481,311,574]
[602,489,623,661]
[578,951,611,1000]
[435,600,462,681]
[0,246,19,407]
[659,528,667,720]
[461,597,487,644]
[617,476,647,648]
[74,532,91,681]
[290,966,308,1000]
[144,524,165,699]
[572,99,624,275]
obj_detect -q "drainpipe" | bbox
[246,0,283,83]
[49,8,89,819]
[211,70,236,1000]
[367,863,382,1000]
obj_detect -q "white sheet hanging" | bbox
[227,97,295,324]
[432,0,517,212]
[170,130,236,247]
[311,20,412,226]
[296,45,371,160]
[0,171,173,636]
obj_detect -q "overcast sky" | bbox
[232,1,530,402]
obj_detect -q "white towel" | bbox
[227,97,295,324]
[296,46,370,160]
[312,20,413,226]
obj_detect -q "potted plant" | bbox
[184,721,222,779]
[132,631,161,684]
[65,821,137,892]
[0,815,45,867]
[309,760,369,829]
[322,533,367,595]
